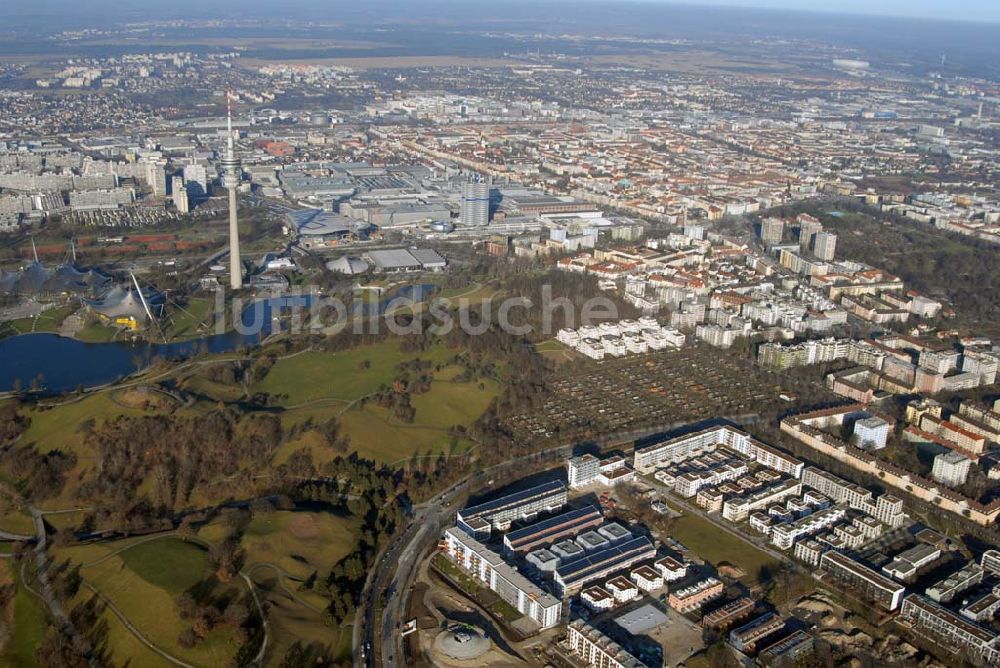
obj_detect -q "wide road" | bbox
[356,443,574,668]
[355,415,769,666]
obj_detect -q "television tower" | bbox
[222,89,243,289]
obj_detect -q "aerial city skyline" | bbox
[0,3,998,668]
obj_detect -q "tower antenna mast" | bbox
[223,88,243,290]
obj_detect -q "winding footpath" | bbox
[82,582,196,668]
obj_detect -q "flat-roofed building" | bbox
[552,539,586,561]
[502,505,602,556]
[932,451,972,488]
[633,425,802,477]
[926,563,984,603]
[365,248,424,273]
[703,597,755,630]
[820,551,905,611]
[566,619,647,668]
[801,467,905,528]
[554,536,656,596]
[598,522,632,544]
[526,548,560,573]
[669,577,725,613]
[457,480,567,536]
[853,416,889,450]
[771,505,848,550]
[630,564,664,592]
[729,612,785,653]
[441,527,561,628]
[794,540,825,567]
[900,594,1000,665]
[606,575,640,603]
[758,630,815,666]
[961,591,1000,623]
[577,530,611,553]
[723,479,803,523]
[881,544,942,582]
[760,217,784,245]
[568,454,600,488]
[581,585,616,612]
[408,248,447,271]
[614,603,670,636]
[982,550,1000,576]
[655,556,687,582]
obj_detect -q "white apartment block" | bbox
[770,505,848,550]
[606,576,640,603]
[674,461,748,498]
[932,451,972,488]
[633,425,803,478]
[982,550,1000,576]
[577,338,606,360]
[568,454,601,488]
[655,556,687,582]
[442,527,561,629]
[723,479,803,523]
[853,416,890,450]
[556,328,580,346]
[457,480,567,535]
[566,619,646,668]
[630,564,664,592]
[581,586,616,612]
[801,467,906,528]
[900,595,1000,666]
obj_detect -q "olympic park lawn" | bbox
[11,338,499,515]
[0,560,47,668]
[260,340,500,465]
[48,509,362,666]
[52,535,241,667]
[250,339,455,406]
[197,510,361,662]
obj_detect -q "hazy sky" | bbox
[662,0,1000,22]
[6,0,1000,25]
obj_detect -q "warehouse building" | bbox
[365,247,447,273]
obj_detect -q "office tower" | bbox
[222,90,243,289]
[798,218,822,250]
[813,231,837,261]
[171,176,189,213]
[684,224,705,240]
[460,176,490,227]
[760,218,784,245]
[146,161,167,197]
[183,164,208,201]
